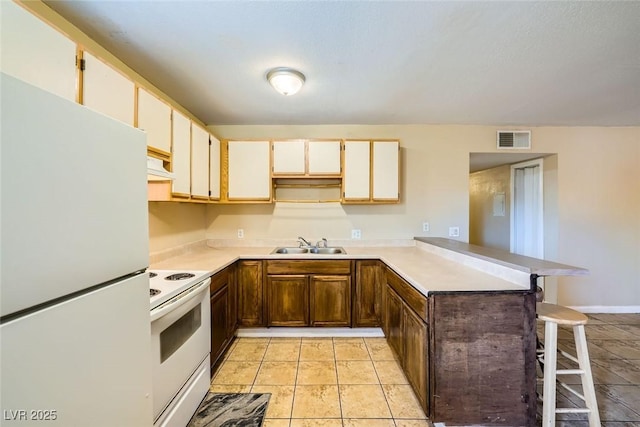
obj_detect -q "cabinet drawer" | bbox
[210,269,228,294]
[266,260,351,275]
[386,268,428,323]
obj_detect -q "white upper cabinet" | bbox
[343,140,400,203]
[272,140,305,175]
[171,110,191,196]
[272,139,341,177]
[137,87,171,153]
[372,141,400,201]
[343,140,371,201]
[191,124,209,199]
[227,141,271,201]
[209,135,221,200]
[82,51,135,126]
[308,140,341,175]
[0,1,76,101]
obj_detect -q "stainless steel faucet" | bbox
[316,238,328,248]
[298,236,312,247]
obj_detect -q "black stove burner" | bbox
[149,272,157,278]
[150,289,161,297]
[164,273,196,281]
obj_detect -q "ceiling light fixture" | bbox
[266,67,305,96]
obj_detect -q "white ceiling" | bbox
[45,1,640,127]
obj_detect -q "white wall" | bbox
[203,124,640,310]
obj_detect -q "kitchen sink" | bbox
[271,246,347,255]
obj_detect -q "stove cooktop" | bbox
[148,269,211,310]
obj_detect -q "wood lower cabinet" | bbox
[209,265,237,374]
[384,285,404,360]
[237,260,264,326]
[310,275,351,326]
[353,260,383,327]
[384,270,429,413]
[403,304,428,409]
[267,275,309,326]
[264,260,352,327]
[210,285,229,370]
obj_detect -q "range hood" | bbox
[147,156,174,181]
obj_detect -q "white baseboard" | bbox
[568,306,640,314]
[236,327,384,338]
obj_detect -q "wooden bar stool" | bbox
[536,303,600,426]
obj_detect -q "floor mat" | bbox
[187,393,270,427]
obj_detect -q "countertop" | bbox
[150,239,555,297]
[415,237,589,276]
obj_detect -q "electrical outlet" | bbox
[448,226,460,237]
[351,229,362,239]
[422,222,430,232]
[237,228,244,239]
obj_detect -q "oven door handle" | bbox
[150,278,211,322]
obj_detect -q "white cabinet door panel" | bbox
[0,1,76,101]
[273,140,305,175]
[343,141,371,200]
[209,135,221,200]
[308,140,341,175]
[82,52,134,125]
[191,124,209,198]
[228,141,271,200]
[372,141,399,200]
[137,87,171,153]
[171,110,191,195]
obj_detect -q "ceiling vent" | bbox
[497,130,531,149]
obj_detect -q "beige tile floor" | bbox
[210,337,431,427]
[537,313,640,426]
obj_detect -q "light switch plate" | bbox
[448,226,460,237]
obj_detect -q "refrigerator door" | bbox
[0,73,149,317]
[0,273,152,426]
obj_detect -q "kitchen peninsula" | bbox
[151,237,587,426]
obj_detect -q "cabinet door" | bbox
[267,275,309,327]
[308,140,341,176]
[82,51,134,125]
[209,135,221,200]
[237,261,264,326]
[191,124,209,198]
[171,110,191,196]
[226,264,237,337]
[343,140,370,200]
[385,285,404,359]
[310,275,351,327]
[372,141,399,201]
[354,260,382,327]
[1,1,76,101]
[403,306,429,412]
[228,141,271,200]
[137,87,171,153]
[210,286,229,372]
[272,140,305,175]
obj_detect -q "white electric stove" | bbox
[148,269,212,427]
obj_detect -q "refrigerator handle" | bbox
[150,278,211,322]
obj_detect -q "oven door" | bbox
[150,278,211,421]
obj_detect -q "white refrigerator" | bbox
[0,73,153,426]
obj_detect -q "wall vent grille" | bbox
[497,131,531,149]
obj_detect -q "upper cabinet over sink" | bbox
[272,139,342,178]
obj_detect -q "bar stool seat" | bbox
[536,302,600,427]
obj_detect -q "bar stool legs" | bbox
[537,303,601,427]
